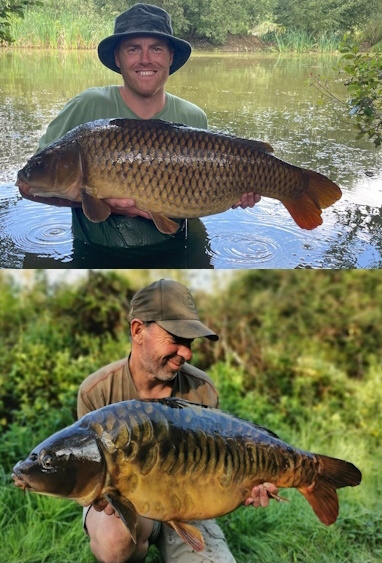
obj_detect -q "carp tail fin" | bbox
[298,455,362,525]
[167,520,205,552]
[281,170,342,230]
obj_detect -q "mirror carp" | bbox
[12,398,361,552]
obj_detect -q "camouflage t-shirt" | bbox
[77,355,218,419]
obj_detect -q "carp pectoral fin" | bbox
[149,212,180,235]
[80,188,111,223]
[166,520,205,552]
[104,491,138,544]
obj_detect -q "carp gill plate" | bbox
[16,119,342,234]
[12,398,361,552]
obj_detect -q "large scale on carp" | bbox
[16,118,342,234]
[12,398,361,552]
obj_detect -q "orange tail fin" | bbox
[298,455,362,525]
[282,169,342,230]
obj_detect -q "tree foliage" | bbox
[272,0,376,37]
[339,37,382,147]
[0,0,41,42]
[311,36,382,148]
[1,269,381,443]
[88,0,265,45]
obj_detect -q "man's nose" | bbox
[177,344,193,362]
[139,47,152,64]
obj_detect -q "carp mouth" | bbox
[15,173,32,195]
[11,469,32,491]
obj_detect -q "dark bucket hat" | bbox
[129,279,219,341]
[98,3,192,75]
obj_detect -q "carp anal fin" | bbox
[104,491,138,544]
[80,187,111,223]
[167,520,205,552]
[150,212,180,235]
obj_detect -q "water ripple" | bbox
[0,184,73,265]
[202,202,341,269]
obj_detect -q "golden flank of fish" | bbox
[16,119,342,233]
[12,399,361,552]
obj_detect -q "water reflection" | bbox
[1,49,381,268]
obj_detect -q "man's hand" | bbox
[93,499,121,518]
[244,482,280,508]
[104,198,152,220]
[18,182,151,219]
[232,192,261,210]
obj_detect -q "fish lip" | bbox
[15,173,32,195]
[11,470,31,490]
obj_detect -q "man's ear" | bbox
[169,48,174,69]
[130,318,145,344]
[114,47,121,69]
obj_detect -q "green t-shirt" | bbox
[38,86,208,248]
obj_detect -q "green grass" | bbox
[9,5,341,52]
[9,6,111,49]
[1,271,381,562]
[261,30,341,52]
[2,374,380,563]
[1,468,94,563]
[3,435,379,563]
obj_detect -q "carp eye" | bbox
[33,156,43,168]
[41,454,55,470]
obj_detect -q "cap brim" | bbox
[98,32,191,75]
[156,320,219,341]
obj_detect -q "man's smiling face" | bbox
[115,36,174,98]
[138,321,194,383]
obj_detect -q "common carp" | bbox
[16,118,342,233]
[12,398,361,552]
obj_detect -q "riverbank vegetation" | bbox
[1,269,381,562]
[2,0,381,51]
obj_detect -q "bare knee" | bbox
[86,506,152,563]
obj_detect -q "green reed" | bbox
[9,5,342,52]
[9,6,111,49]
[262,30,341,53]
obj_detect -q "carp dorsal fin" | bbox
[249,139,274,153]
[104,491,138,544]
[80,187,111,222]
[166,520,205,552]
[150,212,181,234]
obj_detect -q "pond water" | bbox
[1,49,381,269]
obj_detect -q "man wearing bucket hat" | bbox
[77,279,277,563]
[22,3,260,257]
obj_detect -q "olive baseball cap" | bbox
[129,279,218,341]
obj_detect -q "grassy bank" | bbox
[1,270,381,563]
[8,6,110,49]
[8,5,342,52]
[2,360,380,563]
